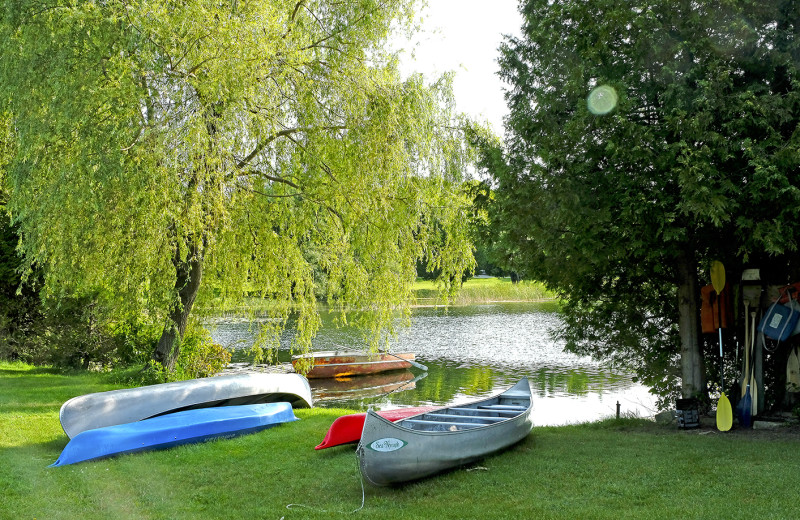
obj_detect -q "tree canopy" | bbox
[1,0,477,370]
[486,0,800,404]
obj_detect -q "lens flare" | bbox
[587,85,618,115]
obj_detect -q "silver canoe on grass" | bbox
[357,377,533,486]
[59,373,312,439]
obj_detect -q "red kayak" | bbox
[315,406,438,450]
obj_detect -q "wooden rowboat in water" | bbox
[357,377,533,486]
[59,373,312,439]
[291,350,416,379]
[310,370,419,402]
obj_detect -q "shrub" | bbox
[172,324,231,380]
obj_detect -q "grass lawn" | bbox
[2,361,799,519]
[414,277,554,305]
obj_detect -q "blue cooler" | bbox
[758,302,799,342]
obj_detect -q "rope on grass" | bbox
[285,452,366,514]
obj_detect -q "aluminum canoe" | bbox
[357,377,533,486]
[291,350,415,378]
[50,402,298,467]
[59,373,312,439]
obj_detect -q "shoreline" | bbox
[201,298,559,319]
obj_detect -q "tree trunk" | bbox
[153,240,204,372]
[676,248,705,399]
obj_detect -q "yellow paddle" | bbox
[711,261,732,432]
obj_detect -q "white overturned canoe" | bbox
[357,377,532,486]
[59,373,312,439]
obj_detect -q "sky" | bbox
[391,1,523,136]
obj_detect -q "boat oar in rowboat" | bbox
[380,350,428,371]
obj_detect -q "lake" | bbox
[207,302,657,426]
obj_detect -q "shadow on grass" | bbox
[0,436,67,466]
[0,366,65,376]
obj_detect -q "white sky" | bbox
[391,1,523,136]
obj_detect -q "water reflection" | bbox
[207,302,657,425]
[310,370,420,402]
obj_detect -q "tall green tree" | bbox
[1,0,475,371]
[488,0,800,403]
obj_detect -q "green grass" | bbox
[3,361,799,519]
[199,277,555,316]
[414,277,554,305]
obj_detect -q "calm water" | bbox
[207,302,657,426]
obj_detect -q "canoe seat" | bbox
[402,419,483,431]
[448,407,520,417]
[501,391,530,400]
[478,404,527,412]
[421,413,506,424]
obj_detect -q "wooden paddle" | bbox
[787,346,800,392]
[741,301,750,399]
[381,350,429,372]
[711,261,732,432]
[750,311,758,416]
[739,302,753,428]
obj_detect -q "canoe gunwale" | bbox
[291,351,415,361]
[291,351,416,378]
[294,355,415,379]
[361,400,530,437]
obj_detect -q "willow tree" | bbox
[488,0,800,404]
[1,0,475,371]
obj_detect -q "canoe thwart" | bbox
[448,407,520,417]
[418,413,507,424]
[478,404,527,411]
[402,419,484,431]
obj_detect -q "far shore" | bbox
[200,277,557,317]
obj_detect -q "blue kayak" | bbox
[50,402,298,467]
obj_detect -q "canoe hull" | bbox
[357,378,533,486]
[292,351,415,378]
[311,370,418,402]
[315,406,439,450]
[50,402,298,467]
[59,373,312,438]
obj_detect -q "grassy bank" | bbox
[3,361,798,519]
[414,277,554,306]
[200,277,555,317]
